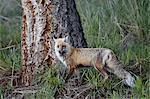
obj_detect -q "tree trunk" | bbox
[21,0,87,86]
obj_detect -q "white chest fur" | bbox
[55,50,67,67]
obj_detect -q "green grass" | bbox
[0,0,150,98]
[0,0,21,97]
[76,0,150,98]
[26,67,63,99]
[0,22,21,71]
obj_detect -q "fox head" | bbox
[53,36,72,57]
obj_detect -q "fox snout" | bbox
[58,49,67,56]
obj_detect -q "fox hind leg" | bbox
[95,64,108,82]
[94,55,108,82]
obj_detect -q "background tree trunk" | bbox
[21,0,87,86]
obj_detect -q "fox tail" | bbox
[105,52,135,87]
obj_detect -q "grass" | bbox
[0,0,150,98]
[0,23,21,71]
[76,0,150,98]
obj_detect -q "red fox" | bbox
[53,36,135,87]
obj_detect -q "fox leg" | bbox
[94,55,108,82]
[65,65,76,80]
[96,65,108,82]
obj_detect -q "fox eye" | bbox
[62,45,66,48]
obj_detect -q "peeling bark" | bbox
[21,0,87,86]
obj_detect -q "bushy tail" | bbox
[105,51,135,87]
[110,63,135,87]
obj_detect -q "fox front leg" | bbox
[65,65,76,80]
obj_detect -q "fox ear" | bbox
[63,35,69,42]
[53,36,57,42]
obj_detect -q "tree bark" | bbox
[21,0,87,86]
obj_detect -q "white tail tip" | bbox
[124,73,135,87]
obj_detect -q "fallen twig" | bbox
[72,86,92,99]
[0,75,19,81]
[5,86,39,99]
[0,45,16,51]
[112,80,124,89]
[0,15,10,21]
[13,86,40,94]
[13,89,38,94]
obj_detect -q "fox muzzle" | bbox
[59,50,67,56]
